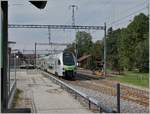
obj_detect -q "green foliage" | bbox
[65,13,149,72]
[90,40,103,69]
[92,40,102,58]
[12,89,23,108]
[65,31,103,69]
[65,43,76,54]
[135,38,149,72]
[106,13,149,72]
[76,31,93,58]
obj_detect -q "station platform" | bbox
[15,69,91,113]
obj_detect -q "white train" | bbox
[37,51,77,79]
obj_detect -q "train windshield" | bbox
[63,52,75,65]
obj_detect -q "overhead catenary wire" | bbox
[116,1,147,16]
[107,1,148,27]
[112,7,147,27]
[109,6,147,27]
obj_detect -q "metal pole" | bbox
[14,54,16,82]
[69,5,78,61]
[1,1,8,112]
[104,22,107,77]
[75,92,77,99]
[48,27,51,44]
[147,0,149,17]
[89,100,91,109]
[99,107,103,113]
[69,5,77,26]
[117,83,120,113]
[35,42,37,68]
[72,6,75,25]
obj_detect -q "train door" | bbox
[56,59,62,76]
[54,59,58,75]
[51,58,55,74]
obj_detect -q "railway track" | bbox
[64,79,149,107]
[120,85,149,107]
[71,74,149,107]
[41,70,149,113]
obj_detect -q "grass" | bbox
[107,71,149,88]
[12,89,23,108]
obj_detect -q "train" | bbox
[37,51,77,79]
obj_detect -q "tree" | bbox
[64,43,76,55]
[75,31,93,58]
[65,13,149,72]
[106,13,149,72]
[106,28,124,73]
[65,31,103,70]
[135,37,149,72]
[90,40,103,70]
[127,13,148,69]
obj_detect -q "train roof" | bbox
[38,51,74,59]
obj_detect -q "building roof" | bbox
[77,54,91,62]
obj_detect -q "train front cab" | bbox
[62,65,76,79]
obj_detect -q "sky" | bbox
[8,0,148,53]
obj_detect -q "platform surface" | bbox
[15,69,91,113]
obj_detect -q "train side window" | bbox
[58,59,61,65]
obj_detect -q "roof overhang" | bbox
[8,41,16,44]
[29,1,47,9]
